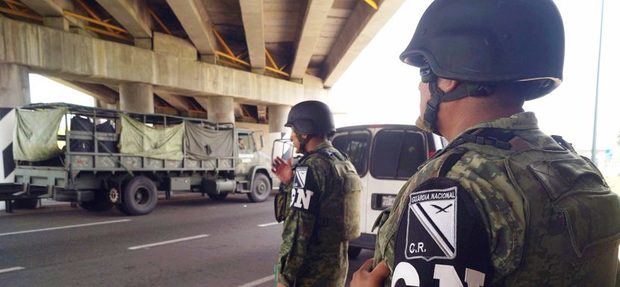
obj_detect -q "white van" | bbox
[331,125,443,258]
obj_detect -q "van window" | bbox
[371,130,427,180]
[332,131,371,176]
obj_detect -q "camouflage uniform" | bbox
[373,112,620,286]
[276,141,358,287]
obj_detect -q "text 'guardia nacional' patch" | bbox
[406,186,457,261]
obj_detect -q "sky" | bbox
[330,0,620,154]
[30,0,619,155]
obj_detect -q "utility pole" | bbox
[591,0,605,165]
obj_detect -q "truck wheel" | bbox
[79,190,114,212]
[208,192,228,200]
[348,246,363,259]
[119,176,158,216]
[247,173,271,202]
[13,198,38,209]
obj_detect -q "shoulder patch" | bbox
[293,166,308,189]
[290,166,315,212]
[393,177,493,287]
[406,186,458,261]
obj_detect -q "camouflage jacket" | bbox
[373,112,620,286]
[275,141,350,287]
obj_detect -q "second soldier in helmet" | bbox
[273,100,362,287]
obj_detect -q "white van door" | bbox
[365,129,429,233]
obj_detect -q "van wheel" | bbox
[247,173,271,202]
[348,246,362,259]
[119,176,158,216]
[80,190,114,212]
[208,192,228,200]
[13,198,38,209]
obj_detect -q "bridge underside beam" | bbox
[0,17,327,106]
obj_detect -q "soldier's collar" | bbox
[310,140,332,152]
[451,112,538,141]
[299,140,332,159]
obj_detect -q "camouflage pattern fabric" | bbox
[374,112,620,286]
[275,141,356,287]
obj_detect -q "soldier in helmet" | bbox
[351,0,620,286]
[272,100,362,287]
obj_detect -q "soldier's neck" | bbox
[438,96,524,141]
[304,137,328,154]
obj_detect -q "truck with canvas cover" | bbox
[0,103,273,215]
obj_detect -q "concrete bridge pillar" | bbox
[268,105,291,133]
[207,96,234,123]
[0,64,31,107]
[119,82,154,114]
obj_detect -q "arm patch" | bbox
[392,178,493,287]
[290,165,319,214]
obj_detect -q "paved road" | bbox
[0,193,373,287]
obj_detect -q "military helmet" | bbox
[401,0,565,99]
[285,100,335,135]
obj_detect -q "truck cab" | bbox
[331,125,443,258]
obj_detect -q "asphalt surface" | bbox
[0,193,373,287]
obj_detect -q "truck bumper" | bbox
[0,183,48,201]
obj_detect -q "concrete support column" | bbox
[268,105,291,133]
[119,82,153,114]
[0,64,31,107]
[207,96,234,123]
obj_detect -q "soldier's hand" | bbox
[351,259,389,287]
[272,157,293,185]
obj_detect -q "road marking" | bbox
[257,221,281,227]
[238,275,274,287]
[128,234,209,250]
[0,219,131,237]
[0,267,25,274]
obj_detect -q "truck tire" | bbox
[13,198,38,209]
[348,246,362,259]
[79,190,114,212]
[247,173,271,202]
[119,176,158,216]
[208,192,228,200]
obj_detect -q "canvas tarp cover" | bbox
[185,122,233,160]
[13,108,65,161]
[119,114,184,160]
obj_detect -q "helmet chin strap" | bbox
[294,131,312,154]
[421,69,475,136]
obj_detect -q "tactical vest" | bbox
[376,127,620,286]
[314,147,362,241]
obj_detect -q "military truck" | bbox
[0,103,274,215]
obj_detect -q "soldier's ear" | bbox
[437,78,459,93]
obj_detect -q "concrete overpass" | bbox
[0,0,405,132]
